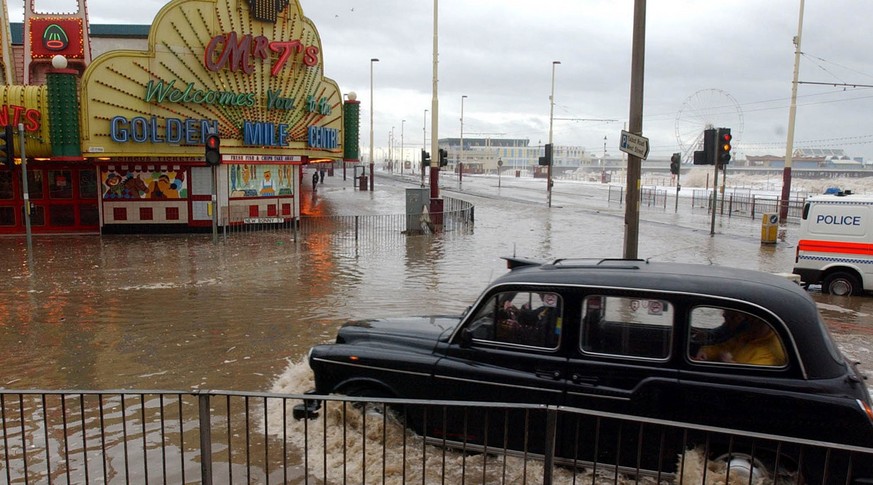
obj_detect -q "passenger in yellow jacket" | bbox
[694,311,787,366]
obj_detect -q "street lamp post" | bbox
[401,119,405,175]
[547,60,560,208]
[422,109,428,187]
[369,58,379,191]
[460,95,466,187]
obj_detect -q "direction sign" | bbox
[619,130,650,160]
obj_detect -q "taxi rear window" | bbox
[580,295,672,360]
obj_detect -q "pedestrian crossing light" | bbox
[670,152,680,175]
[717,128,732,165]
[205,134,221,166]
[0,125,13,170]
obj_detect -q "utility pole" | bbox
[430,0,440,202]
[623,0,646,260]
[780,0,805,224]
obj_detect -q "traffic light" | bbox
[693,128,716,165]
[421,149,431,168]
[0,125,13,170]
[205,134,221,166]
[438,148,448,167]
[538,143,553,166]
[670,152,680,175]
[717,127,732,165]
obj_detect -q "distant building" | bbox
[438,137,591,175]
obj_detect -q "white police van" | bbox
[792,191,873,296]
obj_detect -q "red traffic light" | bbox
[205,134,221,166]
[721,132,732,151]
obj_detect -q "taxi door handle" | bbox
[536,369,562,380]
[571,374,599,386]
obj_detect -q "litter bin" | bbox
[358,175,368,191]
[761,213,778,244]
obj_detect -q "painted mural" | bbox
[229,164,293,197]
[101,168,187,200]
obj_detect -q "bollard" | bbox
[761,213,778,244]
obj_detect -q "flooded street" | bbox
[0,171,871,394]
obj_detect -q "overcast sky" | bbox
[14,0,873,161]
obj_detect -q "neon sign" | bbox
[204,32,319,77]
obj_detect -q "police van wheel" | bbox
[823,272,860,296]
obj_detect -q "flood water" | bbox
[2,171,872,484]
[1,171,871,393]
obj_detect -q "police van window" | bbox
[467,291,562,349]
[580,296,673,359]
[689,307,787,367]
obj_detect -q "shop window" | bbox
[166,207,180,220]
[267,204,277,216]
[49,205,75,226]
[79,170,98,199]
[113,207,127,221]
[140,207,154,221]
[49,170,73,199]
[0,172,12,199]
[0,206,14,226]
[248,205,259,217]
[282,203,291,215]
[80,204,98,226]
[28,205,45,225]
[27,171,43,199]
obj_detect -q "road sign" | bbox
[619,130,650,160]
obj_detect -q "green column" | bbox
[343,100,360,162]
[47,70,82,157]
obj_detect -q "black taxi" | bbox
[305,258,873,483]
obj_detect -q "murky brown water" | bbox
[1,173,871,393]
[2,172,872,484]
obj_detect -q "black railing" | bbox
[0,389,870,484]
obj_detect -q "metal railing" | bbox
[606,185,808,222]
[219,196,475,242]
[1,389,870,484]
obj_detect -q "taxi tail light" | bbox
[859,399,873,424]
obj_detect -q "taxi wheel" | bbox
[823,271,860,296]
[345,385,393,417]
[714,452,804,485]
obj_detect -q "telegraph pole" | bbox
[623,0,646,260]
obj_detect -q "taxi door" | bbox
[562,294,682,472]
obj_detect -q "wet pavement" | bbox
[0,168,870,394]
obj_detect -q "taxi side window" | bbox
[580,295,673,359]
[467,291,562,349]
[689,307,787,367]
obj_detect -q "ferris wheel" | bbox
[674,89,744,162]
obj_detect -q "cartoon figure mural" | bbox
[102,169,187,199]
[260,170,275,196]
[149,172,185,199]
[229,164,292,197]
